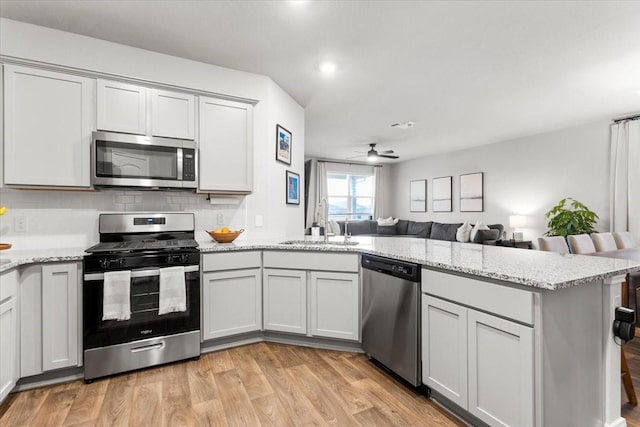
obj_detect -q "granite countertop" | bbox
[2,236,639,291]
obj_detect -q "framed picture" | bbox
[460,172,483,212]
[432,176,452,212]
[286,170,300,205]
[276,124,292,165]
[410,179,427,212]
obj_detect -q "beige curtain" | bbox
[373,166,384,219]
[610,118,640,242]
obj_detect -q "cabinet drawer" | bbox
[422,269,534,325]
[0,270,18,303]
[202,251,261,272]
[263,251,359,273]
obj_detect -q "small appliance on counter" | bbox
[82,212,200,381]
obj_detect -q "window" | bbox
[327,172,374,221]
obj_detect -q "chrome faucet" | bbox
[318,198,329,242]
[344,216,351,242]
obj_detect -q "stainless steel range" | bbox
[83,213,200,382]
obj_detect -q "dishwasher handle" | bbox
[361,254,421,282]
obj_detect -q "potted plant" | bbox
[544,198,598,237]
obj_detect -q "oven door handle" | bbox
[84,265,199,281]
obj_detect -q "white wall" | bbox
[0,18,305,249]
[386,120,611,243]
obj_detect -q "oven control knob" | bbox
[118,259,126,267]
[99,259,110,269]
[180,254,189,263]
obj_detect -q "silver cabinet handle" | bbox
[131,342,164,353]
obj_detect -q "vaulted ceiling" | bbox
[1,1,639,163]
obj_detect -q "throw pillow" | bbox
[377,216,399,226]
[473,228,500,243]
[430,222,463,241]
[470,221,490,242]
[328,220,341,235]
[456,222,472,242]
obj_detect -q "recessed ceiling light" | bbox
[319,62,337,75]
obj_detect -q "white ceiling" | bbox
[1,1,639,163]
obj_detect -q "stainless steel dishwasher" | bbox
[361,253,421,386]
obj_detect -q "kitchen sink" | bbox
[279,240,359,246]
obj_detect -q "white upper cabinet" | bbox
[150,88,195,140]
[97,79,147,135]
[3,65,94,187]
[97,80,196,140]
[199,97,253,193]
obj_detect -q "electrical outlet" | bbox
[15,216,28,233]
[216,213,225,226]
[255,215,263,227]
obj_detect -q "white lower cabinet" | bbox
[0,269,19,403]
[421,295,468,408]
[262,251,360,341]
[20,262,82,377]
[422,268,534,427]
[263,268,307,334]
[201,252,262,340]
[467,309,534,427]
[309,271,359,340]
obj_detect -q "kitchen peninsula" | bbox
[1,235,638,427]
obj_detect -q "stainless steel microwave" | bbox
[91,131,197,190]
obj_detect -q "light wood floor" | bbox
[0,342,463,426]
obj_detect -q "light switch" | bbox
[255,215,263,227]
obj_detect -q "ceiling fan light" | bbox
[367,152,377,161]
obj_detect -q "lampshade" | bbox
[509,215,526,228]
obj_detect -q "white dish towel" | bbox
[159,266,186,315]
[103,270,131,321]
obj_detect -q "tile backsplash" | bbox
[0,188,246,249]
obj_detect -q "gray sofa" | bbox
[335,219,504,245]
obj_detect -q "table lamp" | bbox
[509,215,526,241]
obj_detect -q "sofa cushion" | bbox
[407,221,433,238]
[377,225,398,235]
[473,228,500,243]
[340,220,376,235]
[430,222,463,241]
[396,220,410,235]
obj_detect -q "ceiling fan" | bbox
[364,143,399,161]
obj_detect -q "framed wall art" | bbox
[286,170,300,205]
[432,176,452,212]
[460,172,483,212]
[276,124,292,165]
[410,179,427,212]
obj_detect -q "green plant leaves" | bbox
[544,198,599,237]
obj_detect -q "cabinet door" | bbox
[202,268,262,340]
[3,65,94,187]
[199,97,253,193]
[263,268,306,334]
[42,263,79,371]
[0,297,18,403]
[422,295,468,409]
[468,309,534,427]
[309,271,359,341]
[97,79,146,134]
[150,88,195,140]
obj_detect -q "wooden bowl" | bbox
[0,243,12,251]
[206,229,244,243]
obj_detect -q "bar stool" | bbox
[537,236,570,254]
[591,232,618,252]
[567,234,596,254]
